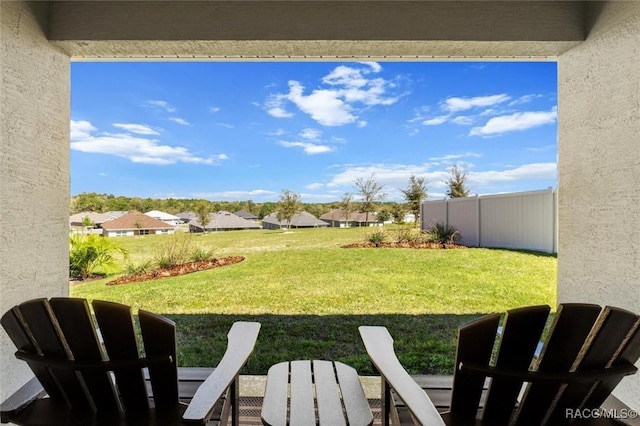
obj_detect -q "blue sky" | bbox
[70,61,557,203]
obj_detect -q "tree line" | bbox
[71,164,470,226]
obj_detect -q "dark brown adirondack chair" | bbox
[0,297,261,426]
[360,304,640,425]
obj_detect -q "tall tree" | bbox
[194,200,213,233]
[400,175,428,227]
[340,193,354,228]
[445,164,471,198]
[355,174,386,225]
[276,189,302,229]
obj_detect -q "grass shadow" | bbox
[163,313,491,376]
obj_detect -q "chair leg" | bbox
[231,377,239,426]
[381,376,391,426]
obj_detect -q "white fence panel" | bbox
[447,197,480,247]
[421,200,447,229]
[421,188,557,253]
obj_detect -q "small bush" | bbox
[190,246,215,262]
[69,235,128,280]
[123,259,155,276]
[427,223,460,245]
[394,225,425,243]
[156,233,193,268]
[368,228,388,246]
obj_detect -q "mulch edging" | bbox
[341,242,466,249]
[106,256,245,285]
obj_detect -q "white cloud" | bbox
[287,81,356,126]
[216,123,234,129]
[278,141,335,155]
[265,63,400,127]
[451,116,474,126]
[429,153,482,163]
[209,106,221,113]
[306,183,324,190]
[112,123,160,135]
[443,94,510,112]
[193,189,277,199]
[70,120,226,166]
[470,108,557,137]
[423,115,450,126]
[469,163,557,186]
[145,99,176,113]
[70,120,97,140]
[169,117,190,126]
[508,94,542,107]
[265,94,294,118]
[299,128,322,141]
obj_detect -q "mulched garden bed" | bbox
[106,256,245,285]
[341,242,466,249]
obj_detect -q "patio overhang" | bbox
[2,0,639,410]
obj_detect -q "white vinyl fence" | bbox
[421,188,558,253]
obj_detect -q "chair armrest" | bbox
[1,376,46,421]
[182,321,260,425]
[359,326,445,426]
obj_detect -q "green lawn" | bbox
[70,227,557,375]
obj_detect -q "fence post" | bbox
[476,194,481,247]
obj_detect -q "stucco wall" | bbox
[0,1,70,400]
[558,1,640,409]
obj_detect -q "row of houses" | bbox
[70,209,381,237]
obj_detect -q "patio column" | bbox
[558,1,640,409]
[0,1,70,399]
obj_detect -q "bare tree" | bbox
[445,164,471,198]
[276,189,302,229]
[355,174,386,226]
[400,175,428,227]
[340,193,354,228]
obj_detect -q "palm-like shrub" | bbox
[428,223,460,245]
[368,228,388,246]
[69,235,128,280]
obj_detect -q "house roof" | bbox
[319,208,378,223]
[176,211,197,220]
[262,211,329,227]
[145,210,181,221]
[190,211,260,230]
[234,209,259,220]
[101,211,175,231]
[69,211,107,225]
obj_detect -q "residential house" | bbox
[189,211,260,232]
[69,211,106,228]
[320,209,380,228]
[145,210,182,226]
[262,212,329,230]
[101,211,175,237]
[234,209,260,223]
[176,211,197,223]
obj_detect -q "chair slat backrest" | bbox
[546,306,640,424]
[13,298,92,409]
[482,305,550,424]
[2,297,182,419]
[138,309,179,407]
[514,303,601,425]
[449,313,500,422]
[0,301,65,402]
[49,298,120,411]
[585,322,640,408]
[92,300,151,412]
[449,304,640,426]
